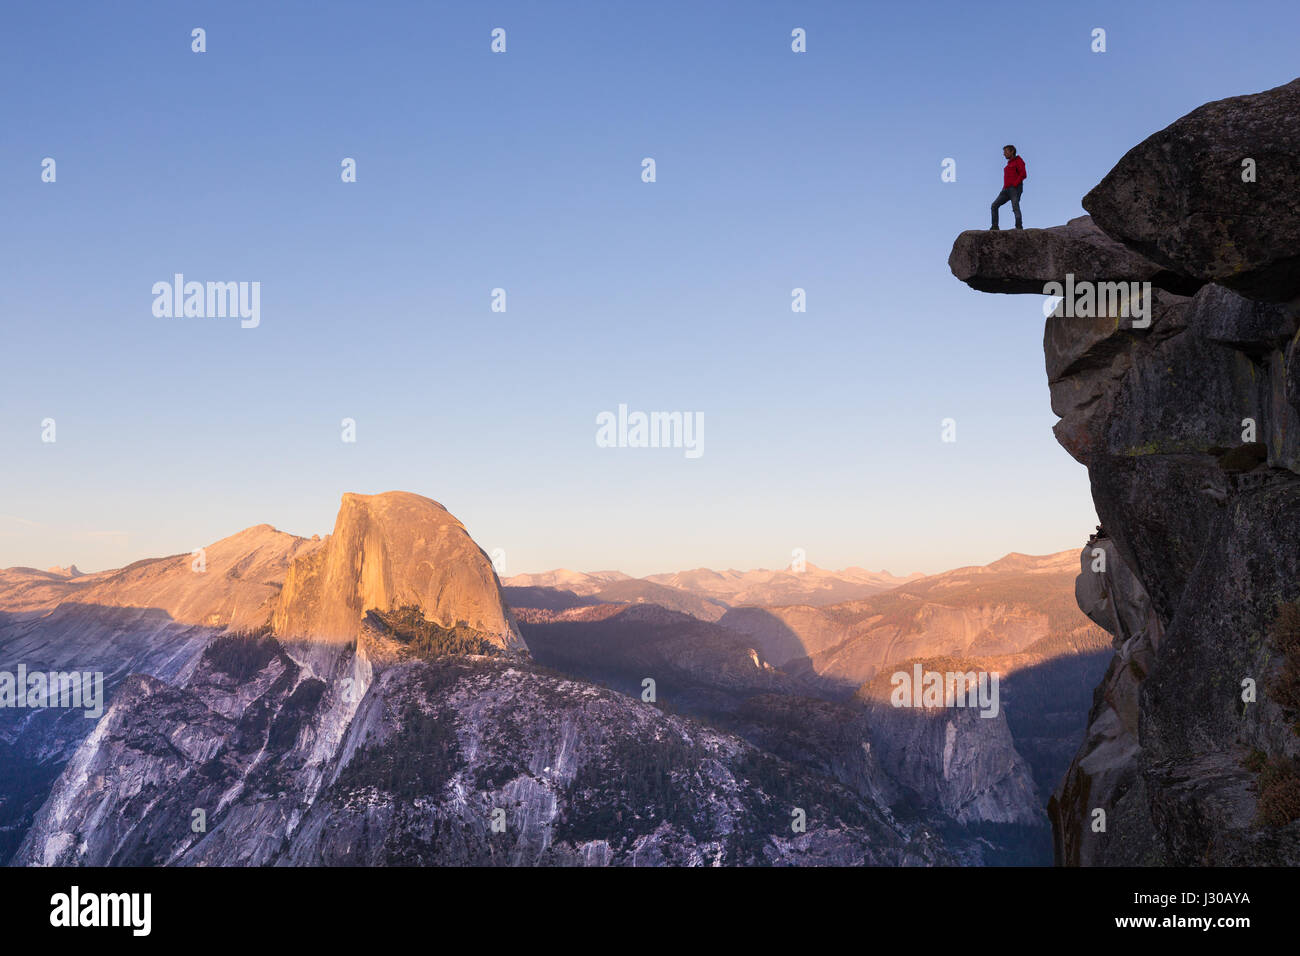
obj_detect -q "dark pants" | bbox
[991,185,1023,228]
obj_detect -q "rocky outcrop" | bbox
[0,491,525,864]
[0,605,215,863]
[857,667,1044,828]
[15,640,948,866]
[1083,78,1300,304]
[1048,538,1162,865]
[0,524,319,861]
[274,492,524,653]
[948,215,1202,296]
[951,78,1300,865]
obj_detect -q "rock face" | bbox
[14,637,947,867]
[274,492,524,653]
[518,602,796,706]
[512,556,1106,862]
[0,524,318,862]
[1083,78,1300,304]
[856,673,1043,828]
[0,491,527,864]
[951,77,1300,865]
[948,215,1202,296]
[1049,538,1162,865]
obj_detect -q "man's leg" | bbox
[991,188,1010,229]
[1011,185,1023,229]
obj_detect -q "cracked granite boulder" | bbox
[1084,77,1300,304]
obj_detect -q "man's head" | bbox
[1003,145,1017,159]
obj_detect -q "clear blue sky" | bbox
[3,0,1297,578]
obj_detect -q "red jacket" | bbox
[1004,155,1027,188]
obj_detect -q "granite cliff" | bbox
[950,77,1300,865]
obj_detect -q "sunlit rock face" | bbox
[0,491,528,864]
[952,77,1300,865]
[273,491,524,653]
[0,523,321,862]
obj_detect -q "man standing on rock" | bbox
[991,145,1027,230]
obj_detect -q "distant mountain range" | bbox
[718,551,1094,680]
[504,563,922,618]
[646,565,925,607]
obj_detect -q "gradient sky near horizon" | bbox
[2,0,1297,578]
